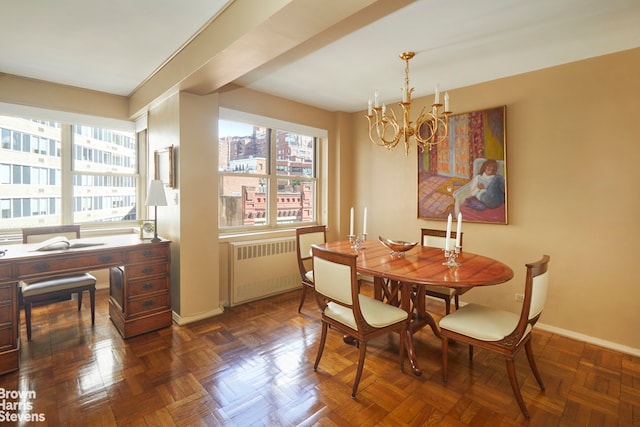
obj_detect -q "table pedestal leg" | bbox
[373,277,446,376]
[409,285,443,340]
[395,282,419,375]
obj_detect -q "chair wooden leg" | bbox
[442,334,449,382]
[25,300,33,341]
[506,358,530,418]
[468,344,474,361]
[454,294,459,310]
[89,288,96,325]
[352,341,368,398]
[314,322,328,370]
[525,340,545,390]
[77,290,83,311]
[399,325,406,372]
[444,296,451,315]
[298,285,308,313]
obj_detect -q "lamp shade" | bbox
[146,180,168,206]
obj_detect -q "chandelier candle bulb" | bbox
[368,100,372,115]
[444,92,450,112]
[434,85,440,104]
[445,213,452,251]
[374,90,380,108]
[456,212,462,247]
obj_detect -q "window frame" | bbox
[218,109,326,234]
[0,109,144,237]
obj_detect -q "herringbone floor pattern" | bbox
[1,286,638,426]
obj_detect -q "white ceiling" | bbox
[2,0,640,114]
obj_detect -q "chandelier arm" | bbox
[367,108,402,149]
[415,109,450,148]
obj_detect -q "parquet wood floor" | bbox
[1,286,638,426]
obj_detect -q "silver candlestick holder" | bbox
[443,246,462,267]
[349,234,367,250]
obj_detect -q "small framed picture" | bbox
[140,220,155,240]
[154,145,175,188]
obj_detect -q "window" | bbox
[72,125,138,223]
[0,114,139,230]
[218,114,320,230]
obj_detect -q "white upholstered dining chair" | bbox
[311,244,408,398]
[295,225,327,312]
[421,228,463,314]
[439,255,550,418]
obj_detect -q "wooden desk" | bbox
[0,234,172,375]
[321,240,514,375]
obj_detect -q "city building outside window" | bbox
[218,117,318,230]
[0,114,139,231]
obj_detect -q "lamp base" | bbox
[150,217,161,242]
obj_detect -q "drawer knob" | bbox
[142,249,154,257]
[143,300,154,308]
[141,267,154,275]
[143,283,153,290]
[98,255,113,263]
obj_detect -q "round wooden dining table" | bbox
[319,239,514,376]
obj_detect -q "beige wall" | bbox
[351,48,640,352]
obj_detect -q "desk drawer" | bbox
[128,293,169,317]
[0,325,14,350]
[129,277,169,297]
[0,285,14,303]
[127,244,169,263]
[16,251,126,278]
[0,303,13,325]
[126,262,169,280]
[0,264,11,281]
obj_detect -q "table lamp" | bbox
[145,180,167,242]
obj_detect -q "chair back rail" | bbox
[23,225,81,243]
[421,228,462,249]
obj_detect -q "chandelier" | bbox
[366,51,451,156]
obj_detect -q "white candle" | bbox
[402,87,407,103]
[363,207,368,235]
[444,92,450,112]
[455,212,462,248]
[445,213,452,251]
[374,90,379,108]
[349,207,354,236]
[367,99,372,116]
[434,85,440,104]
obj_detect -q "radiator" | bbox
[229,237,300,306]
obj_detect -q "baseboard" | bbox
[535,322,640,357]
[171,307,225,326]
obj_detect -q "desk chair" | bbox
[421,228,463,314]
[311,244,408,397]
[439,255,550,418]
[21,225,96,340]
[295,225,327,312]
